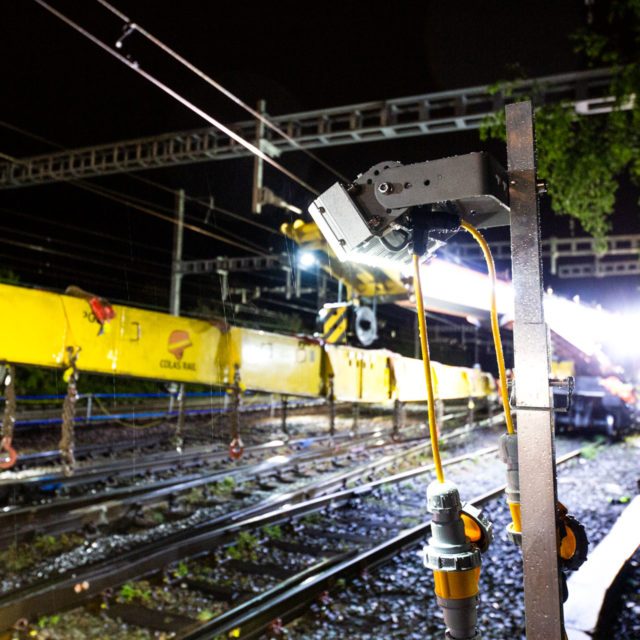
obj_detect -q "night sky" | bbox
[2,0,638,346]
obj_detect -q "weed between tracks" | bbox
[1,533,86,573]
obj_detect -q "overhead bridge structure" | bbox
[0,68,614,188]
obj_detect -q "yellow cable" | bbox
[460,221,515,435]
[412,253,445,483]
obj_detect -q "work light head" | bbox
[308,153,510,269]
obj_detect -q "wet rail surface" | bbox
[0,413,516,636]
[0,427,437,549]
[0,443,583,639]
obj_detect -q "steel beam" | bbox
[177,255,289,275]
[506,101,563,639]
[0,68,614,188]
[446,232,640,278]
[557,258,640,278]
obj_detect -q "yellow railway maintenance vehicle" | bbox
[0,281,496,467]
[0,282,495,402]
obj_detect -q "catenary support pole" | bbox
[252,99,266,214]
[169,188,185,316]
[506,101,563,639]
[169,188,186,449]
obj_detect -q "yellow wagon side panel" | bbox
[432,362,471,400]
[235,328,323,397]
[390,356,429,402]
[324,344,362,402]
[360,349,392,403]
[0,284,113,371]
[114,307,225,385]
[0,283,225,385]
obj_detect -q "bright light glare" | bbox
[419,258,514,318]
[543,294,640,366]
[299,251,317,267]
[267,455,290,464]
[265,439,285,447]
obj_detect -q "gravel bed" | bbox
[608,548,640,638]
[287,433,640,640]
[9,420,638,640]
[0,419,421,595]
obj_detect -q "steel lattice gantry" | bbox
[0,68,614,188]
[445,233,640,278]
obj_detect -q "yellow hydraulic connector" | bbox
[414,248,492,640]
[460,221,522,544]
[422,482,492,640]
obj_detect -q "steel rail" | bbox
[0,429,413,548]
[0,412,493,549]
[8,395,326,430]
[181,447,584,640]
[0,438,506,630]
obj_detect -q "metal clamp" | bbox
[550,376,575,413]
[508,376,575,413]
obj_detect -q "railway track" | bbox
[1,443,584,639]
[0,413,514,636]
[0,408,499,548]
[0,427,426,549]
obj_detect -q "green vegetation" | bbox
[151,509,165,524]
[119,582,152,604]
[175,561,189,578]
[1,533,85,572]
[227,531,260,562]
[301,513,322,526]
[480,0,640,248]
[580,436,606,460]
[261,524,283,540]
[37,615,60,628]
[0,269,20,285]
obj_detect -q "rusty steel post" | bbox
[281,394,289,437]
[506,101,563,639]
[328,374,336,438]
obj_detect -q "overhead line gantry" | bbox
[0,68,614,188]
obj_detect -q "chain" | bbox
[59,347,80,477]
[328,374,336,439]
[172,383,185,452]
[1,365,16,442]
[280,395,289,438]
[392,398,405,442]
[228,364,244,459]
[0,365,17,469]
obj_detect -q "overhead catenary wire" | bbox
[0,119,289,245]
[70,180,270,256]
[77,180,268,254]
[0,205,173,257]
[33,0,320,197]
[0,236,170,276]
[94,0,349,184]
[0,220,170,273]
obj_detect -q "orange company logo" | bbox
[160,330,196,371]
[168,330,192,360]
